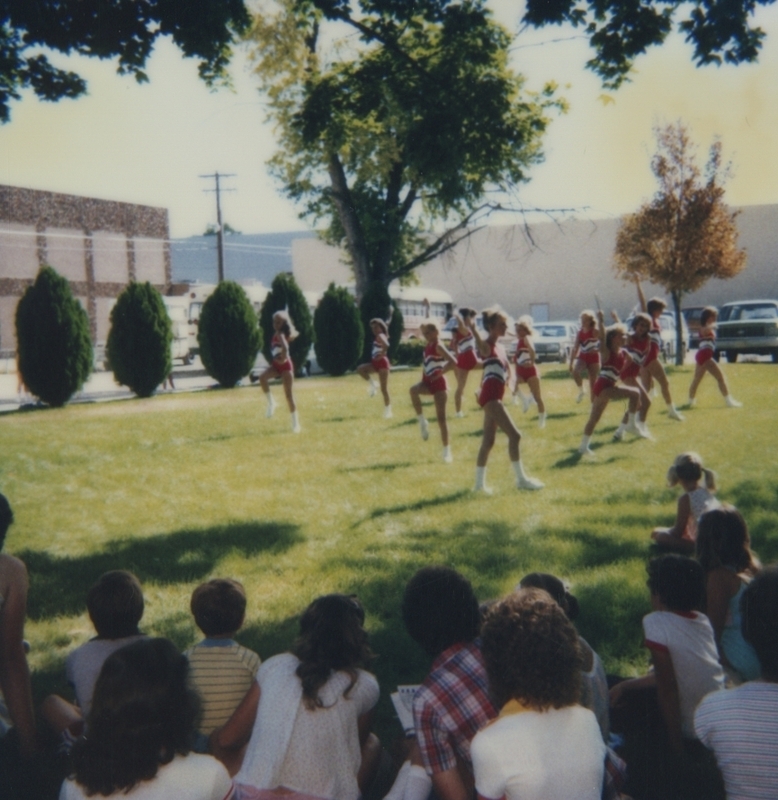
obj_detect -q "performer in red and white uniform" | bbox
[357,318,392,418]
[635,279,684,421]
[688,307,742,408]
[569,311,601,403]
[612,313,653,441]
[450,308,480,418]
[512,317,546,428]
[472,309,544,493]
[409,323,457,462]
[259,311,301,432]
[579,310,643,456]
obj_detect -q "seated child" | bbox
[184,578,260,740]
[41,570,146,742]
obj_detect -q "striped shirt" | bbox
[699,328,716,351]
[599,350,626,384]
[423,342,447,381]
[413,640,497,776]
[185,639,261,735]
[514,337,532,366]
[578,328,599,355]
[695,681,778,800]
[452,329,476,354]
[481,343,509,386]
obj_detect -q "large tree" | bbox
[0,0,250,123]
[522,0,775,89]
[613,122,746,364]
[247,0,564,299]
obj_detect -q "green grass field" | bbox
[2,361,777,741]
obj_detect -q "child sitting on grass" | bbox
[41,570,147,745]
[184,579,260,745]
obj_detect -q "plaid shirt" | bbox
[413,640,497,776]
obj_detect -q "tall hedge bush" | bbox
[198,281,262,388]
[259,273,313,376]
[359,283,403,363]
[15,265,92,407]
[107,282,172,397]
[313,284,363,376]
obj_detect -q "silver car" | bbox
[715,300,778,363]
[531,321,579,363]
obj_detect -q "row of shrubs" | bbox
[14,266,409,407]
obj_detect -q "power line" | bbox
[199,172,236,282]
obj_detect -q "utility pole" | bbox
[199,172,236,283]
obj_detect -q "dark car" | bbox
[715,300,778,363]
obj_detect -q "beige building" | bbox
[292,205,778,321]
[0,185,170,353]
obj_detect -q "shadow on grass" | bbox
[322,415,359,423]
[352,490,472,527]
[340,462,414,473]
[547,411,578,420]
[553,445,627,469]
[21,521,303,621]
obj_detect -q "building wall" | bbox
[0,185,170,353]
[291,205,777,320]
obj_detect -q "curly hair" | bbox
[402,566,481,656]
[605,323,627,350]
[190,578,246,637]
[700,306,718,326]
[646,297,667,316]
[741,566,778,680]
[70,638,200,795]
[481,589,582,711]
[696,506,760,575]
[292,594,373,711]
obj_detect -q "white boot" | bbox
[613,422,626,441]
[576,388,585,404]
[725,395,742,408]
[538,412,546,429]
[474,466,492,494]
[265,392,276,418]
[368,379,377,397]
[383,403,393,419]
[625,413,641,435]
[513,459,544,490]
[291,411,301,433]
[442,445,453,464]
[667,404,684,421]
[418,415,429,441]
[579,435,594,455]
[455,409,465,418]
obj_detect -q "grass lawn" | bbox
[2,360,777,743]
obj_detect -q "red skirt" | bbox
[644,342,661,366]
[577,352,600,367]
[371,356,391,372]
[515,364,538,381]
[423,375,448,395]
[478,378,505,407]
[695,348,714,366]
[456,350,479,371]
[593,376,616,397]
[272,358,293,374]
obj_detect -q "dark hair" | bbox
[700,306,718,326]
[190,578,246,637]
[741,567,778,680]
[458,307,477,318]
[402,566,481,656]
[0,493,13,550]
[696,506,760,575]
[292,594,373,710]
[646,555,705,612]
[481,589,582,710]
[70,638,200,795]
[630,312,652,332]
[519,573,579,621]
[87,571,144,639]
[646,297,666,316]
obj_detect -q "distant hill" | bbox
[170,231,315,285]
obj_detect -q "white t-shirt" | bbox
[471,705,605,800]
[59,753,233,800]
[695,681,778,800]
[642,610,725,737]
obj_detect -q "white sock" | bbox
[538,412,546,428]
[512,459,528,482]
[442,445,453,463]
[580,434,591,449]
[383,403,393,418]
[291,411,300,432]
[475,466,488,490]
[404,764,432,800]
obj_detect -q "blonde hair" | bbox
[604,323,626,350]
[482,306,507,332]
[515,315,534,337]
[369,317,388,335]
[666,452,716,490]
[580,310,597,331]
[420,322,439,337]
[273,310,299,341]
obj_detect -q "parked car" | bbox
[529,321,579,363]
[625,311,689,362]
[714,299,778,363]
[681,306,706,349]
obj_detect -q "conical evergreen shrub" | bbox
[198,281,262,387]
[15,265,93,407]
[107,282,172,397]
[259,273,313,376]
[313,284,363,376]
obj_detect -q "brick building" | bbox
[0,185,170,353]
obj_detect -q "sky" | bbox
[1,1,777,239]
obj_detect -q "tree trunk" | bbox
[671,290,684,366]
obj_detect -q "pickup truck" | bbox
[715,300,778,363]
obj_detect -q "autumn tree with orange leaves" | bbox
[614,123,746,364]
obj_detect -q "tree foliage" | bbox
[0,0,251,123]
[613,122,746,363]
[259,273,314,376]
[313,283,363,376]
[15,265,92,407]
[198,281,262,388]
[359,283,403,363]
[522,0,774,89]
[247,0,563,297]
[107,282,172,398]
